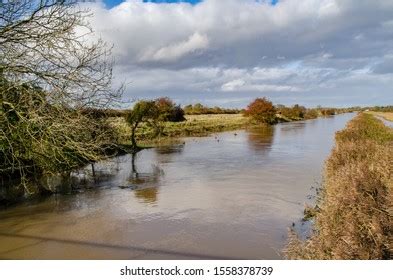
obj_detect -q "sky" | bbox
[83,0,393,108]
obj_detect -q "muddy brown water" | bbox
[0,114,355,259]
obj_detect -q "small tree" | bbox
[125,101,158,150]
[244,98,277,124]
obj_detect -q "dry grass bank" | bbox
[368,111,393,122]
[286,113,393,259]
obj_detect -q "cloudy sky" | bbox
[84,0,393,108]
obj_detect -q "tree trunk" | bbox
[131,123,138,150]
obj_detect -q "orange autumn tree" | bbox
[244,98,277,124]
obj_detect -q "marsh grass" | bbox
[286,113,393,259]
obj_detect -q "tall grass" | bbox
[286,113,393,259]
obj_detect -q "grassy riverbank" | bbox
[286,113,393,259]
[110,114,249,146]
[111,111,334,147]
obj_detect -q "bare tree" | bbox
[0,1,122,184]
[0,0,120,107]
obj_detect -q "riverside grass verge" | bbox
[110,114,249,147]
[286,113,393,259]
[368,111,393,122]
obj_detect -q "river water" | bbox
[0,113,355,259]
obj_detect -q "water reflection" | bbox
[154,143,185,165]
[246,125,274,153]
[279,121,306,133]
[155,144,185,155]
[70,161,119,190]
[73,153,165,206]
[134,188,159,204]
[127,153,163,205]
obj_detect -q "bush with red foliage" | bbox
[244,98,277,124]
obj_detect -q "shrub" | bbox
[319,108,336,116]
[304,109,319,119]
[279,104,307,120]
[170,105,186,122]
[155,97,185,122]
[244,98,277,124]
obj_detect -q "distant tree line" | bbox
[83,101,388,121]
[79,101,242,119]
[183,103,241,115]
[244,98,337,124]
[362,106,393,112]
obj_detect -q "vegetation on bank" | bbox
[363,105,393,113]
[286,113,393,259]
[244,98,277,124]
[125,97,185,149]
[183,103,241,115]
[112,113,248,146]
[0,1,120,186]
[243,98,337,125]
[368,111,393,122]
[118,97,341,149]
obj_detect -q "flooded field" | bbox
[0,114,355,259]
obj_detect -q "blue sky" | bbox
[103,0,124,8]
[104,0,278,9]
[104,0,202,8]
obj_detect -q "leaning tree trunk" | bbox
[131,123,138,150]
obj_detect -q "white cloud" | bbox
[221,80,300,93]
[139,32,208,62]
[84,0,393,107]
[221,79,246,92]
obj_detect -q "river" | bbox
[0,113,355,259]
